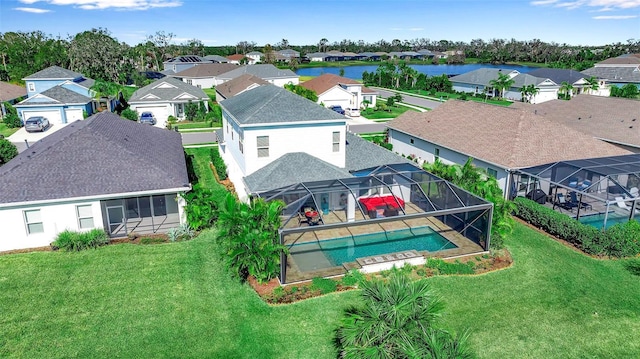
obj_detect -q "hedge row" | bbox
[210,147,227,181]
[513,197,640,257]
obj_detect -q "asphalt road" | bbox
[375,88,443,110]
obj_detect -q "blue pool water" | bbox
[290,226,456,269]
[578,212,636,229]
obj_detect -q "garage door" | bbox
[22,109,63,125]
[134,106,169,128]
[65,108,84,122]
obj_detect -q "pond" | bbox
[296,63,537,80]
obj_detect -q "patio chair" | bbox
[569,191,592,211]
[579,180,592,191]
[297,212,309,227]
[555,193,577,212]
[614,197,636,212]
[630,187,639,198]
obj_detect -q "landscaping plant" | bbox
[182,187,219,231]
[210,147,227,180]
[52,229,109,251]
[0,139,18,166]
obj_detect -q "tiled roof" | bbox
[0,112,189,205]
[18,86,91,105]
[215,74,268,100]
[387,100,632,169]
[243,152,352,193]
[0,81,26,102]
[226,54,246,61]
[581,67,640,83]
[345,132,410,172]
[23,66,83,80]
[129,77,208,103]
[300,73,377,96]
[172,63,238,78]
[220,84,346,125]
[217,64,297,81]
[515,95,640,149]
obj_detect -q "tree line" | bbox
[1,29,638,84]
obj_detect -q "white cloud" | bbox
[13,7,51,13]
[530,0,558,5]
[593,14,638,18]
[17,0,182,11]
[532,0,640,9]
[409,27,424,31]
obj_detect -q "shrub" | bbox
[182,187,219,231]
[209,103,222,122]
[311,277,337,294]
[0,139,18,166]
[459,93,468,100]
[120,108,138,121]
[167,223,195,242]
[603,220,640,257]
[210,146,227,180]
[341,269,365,286]
[425,258,475,275]
[624,258,640,276]
[52,229,109,251]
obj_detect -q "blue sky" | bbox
[0,0,638,47]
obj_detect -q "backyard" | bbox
[1,222,639,358]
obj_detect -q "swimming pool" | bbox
[289,226,456,272]
[578,212,636,229]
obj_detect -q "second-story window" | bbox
[27,82,35,92]
[257,136,269,158]
[332,131,340,152]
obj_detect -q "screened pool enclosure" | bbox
[253,164,493,284]
[513,154,640,229]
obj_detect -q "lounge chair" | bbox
[579,180,592,191]
[615,197,634,212]
[555,193,577,212]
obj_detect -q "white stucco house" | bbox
[300,73,377,113]
[128,77,210,128]
[171,63,238,89]
[0,112,191,252]
[246,51,263,64]
[386,100,631,198]
[218,84,408,200]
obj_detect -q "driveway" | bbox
[374,88,443,110]
[9,123,68,153]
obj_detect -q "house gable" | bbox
[154,82,178,89]
[141,94,161,100]
[173,92,198,100]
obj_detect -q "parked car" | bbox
[139,112,157,125]
[329,105,345,115]
[25,116,50,132]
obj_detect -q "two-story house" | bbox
[14,66,106,125]
[219,84,407,200]
[300,73,377,114]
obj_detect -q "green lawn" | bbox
[203,88,216,101]
[175,121,215,130]
[0,122,19,138]
[361,100,418,120]
[184,147,227,197]
[406,89,514,106]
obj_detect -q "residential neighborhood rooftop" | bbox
[172,63,238,78]
[449,68,520,86]
[387,100,632,169]
[344,132,410,172]
[220,84,346,125]
[215,74,268,99]
[581,66,640,83]
[527,68,588,84]
[0,112,189,205]
[129,76,208,102]
[20,86,91,105]
[217,64,297,81]
[595,55,640,66]
[300,73,377,95]
[0,81,26,102]
[23,65,83,80]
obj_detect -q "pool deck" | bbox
[281,202,486,284]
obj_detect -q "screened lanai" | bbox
[513,154,640,229]
[254,164,494,284]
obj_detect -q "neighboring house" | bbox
[246,51,263,64]
[300,73,377,111]
[358,52,381,61]
[514,95,640,152]
[215,74,268,101]
[216,64,299,87]
[163,55,214,75]
[277,49,300,62]
[226,54,247,65]
[386,100,631,198]
[527,68,608,96]
[203,55,230,63]
[450,68,559,104]
[582,54,640,90]
[171,63,238,89]
[0,81,26,117]
[128,77,209,128]
[305,52,330,62]
[0,111,190,252]
[14,65,111,125]
[219,84,407,200]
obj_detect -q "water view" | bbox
[296,63,537,80]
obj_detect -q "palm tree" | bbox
[519,84,539,103]
[335,272,473,358]
[559,81,574,100]
[90,79,121,112]
[585,76,599,94]
[489,72,515,99]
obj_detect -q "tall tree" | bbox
[147,31,175,70]
[489,72,515,99]
[318,38,328,52]
[585,76,600,94]
[559,81,574,100]
[263,44,275,64]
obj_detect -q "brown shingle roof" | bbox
[172,63,238,78]
[0,81,26,102]
[596,55,640,66]
[300,73,377,95]
[514,95,640,149]
[226,54,246,61]
[387,100,632,169]
[215,74,268,100]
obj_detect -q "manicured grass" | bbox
[1,223,639,358]
[0,122,19,138]
[203,88,216,101]
[120,86,136,100]
[299,75,315,82]
[361,100,417,120]
[184,147,227,196]
[406,89,513,106]
[175,121,215,130]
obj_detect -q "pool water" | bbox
[289,226,456,270]
[578,212,637,229]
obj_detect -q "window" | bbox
[76,205,95,229]
[410,138,414,144]
[239,131,244,154]
[434,148,440,161]
[332,131,340,152]
[187,79,193,85]
[487,168,498,178]
[24,209,43,234]
[27,82,35,92]
[257,135,269,158]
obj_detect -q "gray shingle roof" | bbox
[450,68,520,86]
[220,84,346,125]
[165,55,208,63]
[527,68,587,85]
[243,152,352,193]
[19,86,91,105]
[23,66,83,80]
[345,132,410,172]
[172,63,238,78]
[202,55,229,63]
[581,67,640,83]
[510,73,555,88]
[0,112,189,205]
[218,64,297,81]
[129,77,208,103]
